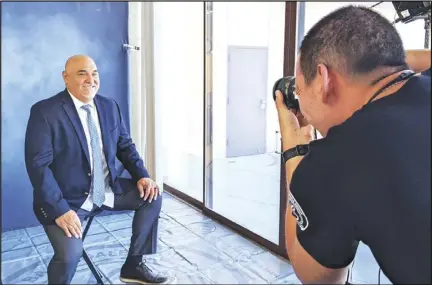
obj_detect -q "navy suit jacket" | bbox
[24,89,150,225]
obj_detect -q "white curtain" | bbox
[128,2,163,186]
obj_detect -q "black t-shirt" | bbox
[290,74,431,284]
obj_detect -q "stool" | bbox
[82,214,105,285]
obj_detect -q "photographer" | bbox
[275,6,430,285]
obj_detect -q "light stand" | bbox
[424,12,431,49]
[408,11,432,49]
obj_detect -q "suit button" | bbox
[88,173,91,176]
[84,192,89,195]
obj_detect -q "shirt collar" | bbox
[67,89,95,110]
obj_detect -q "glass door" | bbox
[204,2,287,246]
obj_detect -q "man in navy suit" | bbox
[25,55,175,284]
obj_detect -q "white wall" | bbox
[212,2,285,159]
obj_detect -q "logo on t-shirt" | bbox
[288,192,309,231]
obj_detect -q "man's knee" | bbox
[141,193,162,214]
[53,240,83,265]
[151,194,163,212]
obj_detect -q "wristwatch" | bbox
[282,144,310,163]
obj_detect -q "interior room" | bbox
[1,1,429,284]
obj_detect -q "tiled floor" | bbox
[2,192,391,284]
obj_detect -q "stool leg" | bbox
[82,249,105,285]
[82,216,105,285]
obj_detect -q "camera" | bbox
[272,76,300,112]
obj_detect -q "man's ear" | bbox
[316,64,333,105]
[62,71,68,85]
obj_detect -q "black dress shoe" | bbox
[120,261,176,284]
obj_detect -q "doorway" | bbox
[226,46,269,158]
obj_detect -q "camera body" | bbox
[272,76,300,112]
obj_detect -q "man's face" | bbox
[295,57,323,128]
[62,56,99,103]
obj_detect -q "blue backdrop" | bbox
[1,2,130,231]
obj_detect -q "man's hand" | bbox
[137,178,161,203]
[275,91,314,150]
[55,210,82,239]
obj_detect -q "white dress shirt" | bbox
[68,91,114,211]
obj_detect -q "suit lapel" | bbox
[60,90,91,167]
[94,96,110,160]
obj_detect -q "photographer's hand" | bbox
[275,91,314,151]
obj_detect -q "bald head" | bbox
[62,55,99,103]
[64,55,96,72]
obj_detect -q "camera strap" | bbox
[366,70,416,105]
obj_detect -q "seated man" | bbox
[24,55,175,284]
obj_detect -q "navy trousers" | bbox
[43,178,162,284]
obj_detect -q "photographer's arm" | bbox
[275,92,354,284]
[283,149,350,284]
[405,49,431,73]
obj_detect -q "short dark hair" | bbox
[299,5,407,85]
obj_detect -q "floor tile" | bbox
[2,228,29,240]
[159,225,203,248]
[238,251,294,283]
[174,238,232,270]
[94,258,126,284]
[201,261,267,284]
[1,229,33,252]
[273,273,302,284]
[186,220,235,243]
[84,240,129,265]
[83,232,117,247]
[95,213,131,224]
[25,226,45,237]
[102,219,133,232]
[175,270,214,284]
[85,222,108,236]
[211,233,266,261]
[30,234,50,246]
[161,197,191,213]
[143,248,198,276]
[159,212,183,230]
[1,256,47,284]
[2,246,39,263]
[166,207,211,226]
[110,227,132,241]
